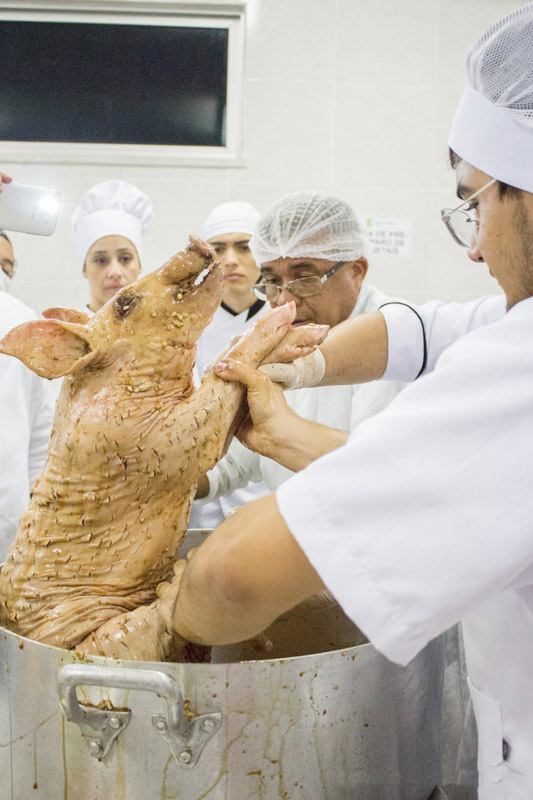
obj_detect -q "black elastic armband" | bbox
[378,302,428,379]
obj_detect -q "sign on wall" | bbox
[365,218,410,256]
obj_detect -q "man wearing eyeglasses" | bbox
[159,6,533,798]
[194,190,408,505]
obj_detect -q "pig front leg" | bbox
[164,303,299,485]
[75,600,210,662]
[192,306,327,472]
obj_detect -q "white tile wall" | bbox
[336,0,438,87]
[5,0,524,315]
[333,82,435,188]
[246,0,337,83]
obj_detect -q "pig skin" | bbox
[0,236,318,661]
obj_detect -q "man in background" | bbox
[189,201,270,528]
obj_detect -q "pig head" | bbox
[0,236,312,661]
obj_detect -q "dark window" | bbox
[0,20,228,146]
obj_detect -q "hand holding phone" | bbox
[0,182,60,236]
[0,172,12,191]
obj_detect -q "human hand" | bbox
[202,334,242,378]
[156,551,212,662]
[156,556,190,634]
[259,349,326,390]
[213,358,295,455]
[261,323,328,364]
[0,172,12,193]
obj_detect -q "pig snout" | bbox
[158,236,218,287]
[188,235,216,262]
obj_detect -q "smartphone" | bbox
[0,182,60,236]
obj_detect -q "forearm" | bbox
[318,311,389,386]
[195,474,210,499]
[257,415,349,472]
[174,372,242,481]
[195,442,260,502]
[165,494,325,646]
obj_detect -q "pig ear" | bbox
[0,319,96,379]
[43,307,92,325]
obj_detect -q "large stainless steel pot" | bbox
[0,531,444,800]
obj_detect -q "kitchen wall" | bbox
[3,0,524,315]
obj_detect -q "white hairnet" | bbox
[71,180,154,269]
[449,3,533,192]
[202,201,260,241]
[250,192,368,265]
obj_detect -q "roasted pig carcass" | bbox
[0,237,326,661]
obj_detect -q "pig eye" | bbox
[115,293,142,319]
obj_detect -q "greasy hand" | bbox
[156,552,212,662]
[213,358,295,456]
[202,334,242,378]
[156,557,189,635]
[261,323,328,364]
[259,349,325,390]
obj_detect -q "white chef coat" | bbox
[198,284,408,500]
[277,292,533,800]
[189,298,270,528]
[0,293,55,561]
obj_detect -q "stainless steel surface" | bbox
[435,787,478,800]
[57,664,221,766]
[0,533,446,799]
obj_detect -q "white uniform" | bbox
[276,293,533,800]
[189,298,270,528]
[197,285,408,500]
[0,293,55,560]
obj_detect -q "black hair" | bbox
[448,147,522,200]
[0,230,11,243]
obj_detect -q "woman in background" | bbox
[71,180,153,314]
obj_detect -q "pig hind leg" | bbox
[76,601,210,662]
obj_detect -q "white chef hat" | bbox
[250,191,368,265]
[71,180,154,269]
[202,201,261,241]
[449,3,533,192]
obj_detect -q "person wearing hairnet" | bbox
[0,172,54,561]
[158,5,533,798]
[196,195,466,784]
[189,201,270,529]
[194,191,408,505]
[71,180,153,314]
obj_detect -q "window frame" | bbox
[0,0,247,166]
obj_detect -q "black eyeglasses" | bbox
[253,261,348,302]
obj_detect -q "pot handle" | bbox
[57,663,222,767]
